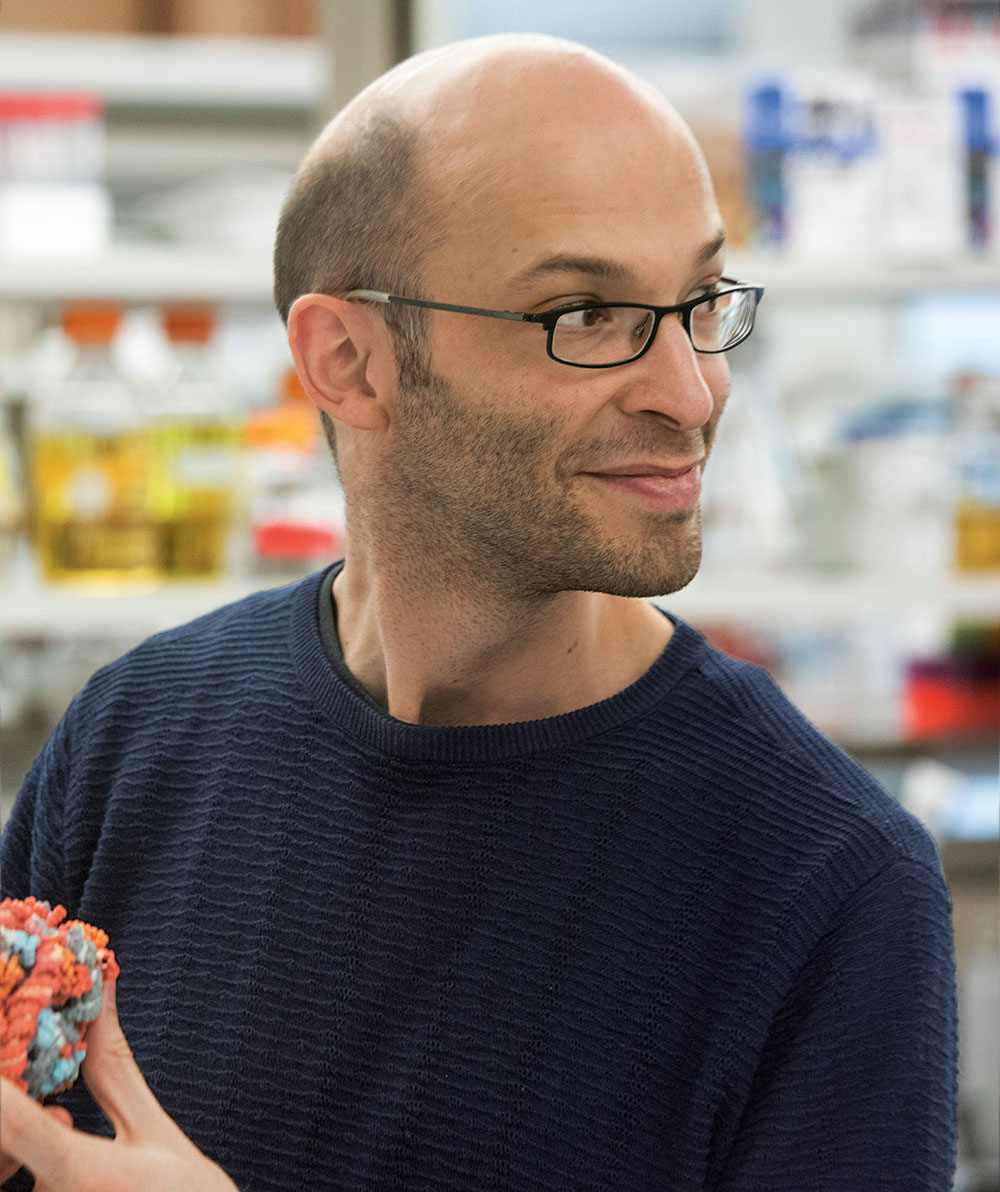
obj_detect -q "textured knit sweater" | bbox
[0,562,958,1191]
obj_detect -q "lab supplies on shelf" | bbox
[243,366,345,578]
[148,305,244,579]
[744,68,997,263]
[12,304,348,587]
[0,92,111,262]
[27,302,160,584]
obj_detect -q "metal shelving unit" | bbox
[1,569,997,638]
[0,242,276,303]
[0,32,327,108]
[1,245,997,304]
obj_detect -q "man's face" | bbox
[375,77,732,602]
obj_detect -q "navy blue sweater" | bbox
[1,564,957,1190]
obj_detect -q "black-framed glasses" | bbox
[345,279,765,368]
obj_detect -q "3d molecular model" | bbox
[0,896,119,1100]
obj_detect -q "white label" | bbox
[67,466,112,518]
[176,447,237,486]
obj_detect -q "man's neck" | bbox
[331,556,674,727]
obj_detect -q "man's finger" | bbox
[0,1102,72,1183]
[0,1077,111,1187]
[79,975,167,1143]
[45,1105,74,1131]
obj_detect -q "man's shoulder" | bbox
[675,621,872,783]
[76,572,320,710]
[666,618,834,759]
[666,619,940,876]
[148,573,310,646]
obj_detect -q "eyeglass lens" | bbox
[550,290,755,364]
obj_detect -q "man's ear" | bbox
[287,293,390,433]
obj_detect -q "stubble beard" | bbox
[370,365,706,604]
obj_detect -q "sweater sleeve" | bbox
[715,857,958,1192]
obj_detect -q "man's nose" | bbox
[617,313,719,431]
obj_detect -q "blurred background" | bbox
[0,1,996,1186]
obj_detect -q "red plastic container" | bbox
[904,656,1000,741]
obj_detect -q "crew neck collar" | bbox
[290,562,705,763]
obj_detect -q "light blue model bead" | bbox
[35,1007,58,1048]
[41,1054,80,1099]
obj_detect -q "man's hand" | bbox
[0,1102,73,1185]
[0,975,238,1192]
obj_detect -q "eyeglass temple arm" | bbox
[345,290,530,322]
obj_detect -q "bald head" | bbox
[313,34,685,154]
[273,35,711,327]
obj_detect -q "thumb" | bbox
[0,1096,72,1182]
[80,973,168,1143]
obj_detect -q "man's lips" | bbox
[586,460,703,479]
[583,460,703,510]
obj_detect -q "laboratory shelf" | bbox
[742,256,1000,299]
[657,567,1000,623]
[0,33,326,109]
[1,569,998,639]
[0,242,276,304]
[0,578,264,638]
[0,245,996,305]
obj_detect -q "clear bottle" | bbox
[149,306,243,579]
[28,303,160,584]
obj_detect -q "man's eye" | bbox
[558,307,608,329]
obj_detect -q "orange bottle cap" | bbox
[244,406,316,452]
[163,306,216,343]
[61,303,122,344]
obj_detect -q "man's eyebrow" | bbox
[507,254,635,290]
[693,229,727,269]
[507,231,728,292]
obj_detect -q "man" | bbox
[1,34,957,1191]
